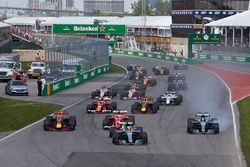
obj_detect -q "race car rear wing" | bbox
[118,121,134,126]
[113,110,127,114]
[195,112,210,117]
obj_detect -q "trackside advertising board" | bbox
[53,24,126,34]
[42,64,110,96]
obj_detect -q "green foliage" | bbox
[237,96,250,167]
[109,64,125,73]
[0,98,62,132]
[131,0,154,16]
[154,0,171,15]
[131,0,171,16]
[20,61,32,71]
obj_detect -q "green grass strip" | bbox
[237,96,250,166]
[109,64,126,73]
[0,97,62,132]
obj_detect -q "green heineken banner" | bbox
[53,24,126,34]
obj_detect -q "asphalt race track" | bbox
[0,55,241,167]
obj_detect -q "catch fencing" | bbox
[42,35,109,81]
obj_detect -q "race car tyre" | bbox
[127,66,133,71]
[177,95,183,102]
[212,123,220,134]
[107,105,113,111]
[156,97,163,105]
[119,92,125,100]
[86,104,93,113]
[164,69,170,75]
[109,127,115,138]
[150,79,157,86]
[43,119,51,131]
[91,92,97,99]
[152,103,159,113]
[111,102,117,110]
[187,118,194,134]
[139,91,145,98]
[128,115,135,125]
[102,117,111,129]
[154,70,160,75]
[131,105,137,113]
[102,121,108,129]
[136,127,143,134]
[142,132,148,145]
[112,134,119,145]
[152,67,156,72]
[69,116,76,130]
[112,91,117,97]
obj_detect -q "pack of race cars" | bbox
[43,62,220,145]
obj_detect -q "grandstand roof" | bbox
[106,16,172,29]
[4,17,53,26]
[4,16,171,29]
[205,10,250,27]
[0,22,10,28]
[41,16,118,26]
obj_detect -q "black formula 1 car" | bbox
[168,80,187,91]
[152,65,169,75]
[108,121,140,138]
[120,87,145,100]
[112,126,148,145]
[86,99,117,113]
[43,111,76,131]
[102,110,135,130]
[174,62,188,70]
[127,64,147,74]
[131,97,159,114]
[91,86,117,99]
[129,71,145,80]
[187,112,219,134]
[168,72,186,82]
[157,91,182,105]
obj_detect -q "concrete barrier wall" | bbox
[198,54,250,63]
[109,49,202,64]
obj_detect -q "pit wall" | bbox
[42,63,110,96]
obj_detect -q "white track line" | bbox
[0,64,128,143]
[194,66,243,167]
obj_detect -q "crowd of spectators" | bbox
[11,26,44,45]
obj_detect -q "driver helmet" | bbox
[201,115,206,121]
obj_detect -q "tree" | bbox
[131,0,153,16]
[154,0,171,16]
